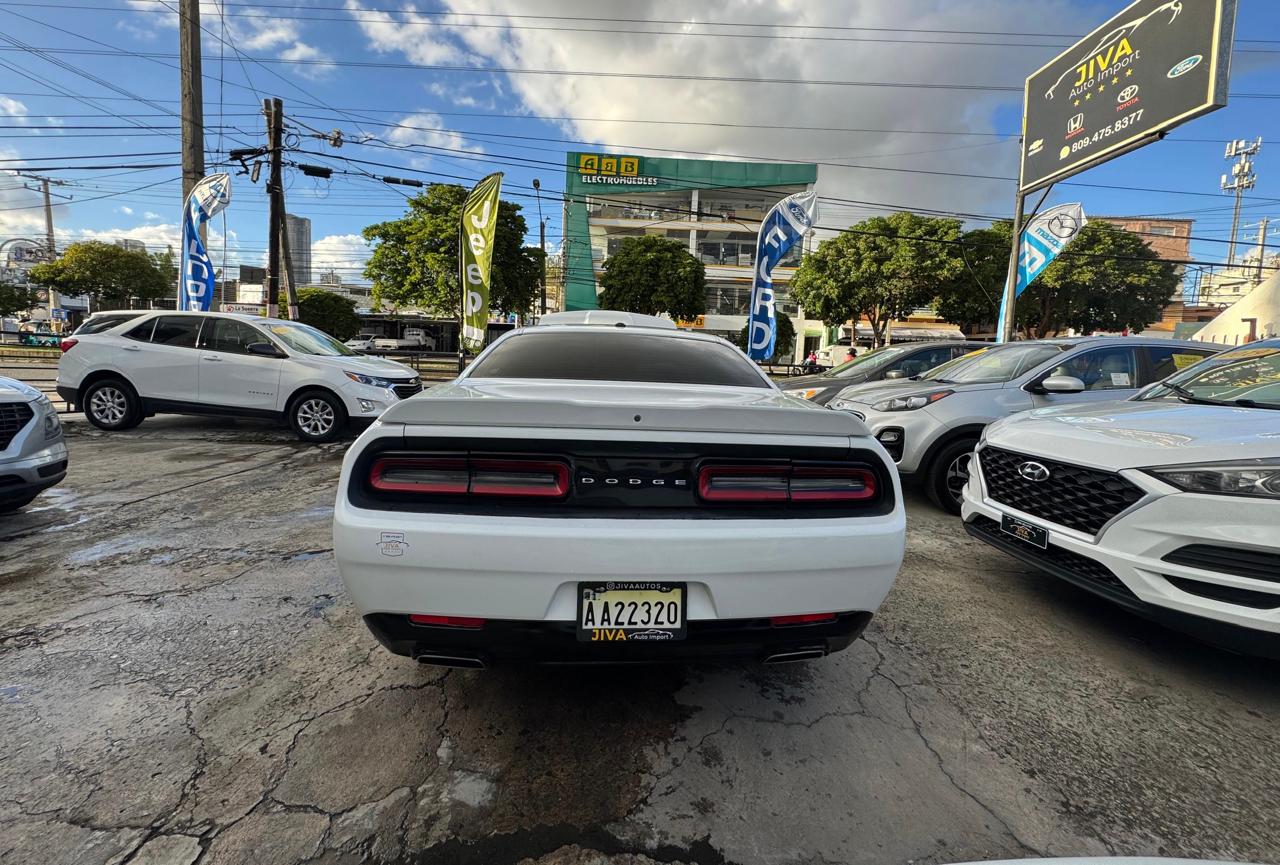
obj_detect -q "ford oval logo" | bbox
[1167,55,1202,78]
[1017,461,1051,483]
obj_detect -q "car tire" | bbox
[82,378,143,431]
[289,389,347,443]
[926,438,979,515]
[0,493,39,513]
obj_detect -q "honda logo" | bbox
[1067,113,1084,134]
[1017,461,1051,483]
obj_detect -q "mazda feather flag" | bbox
[995,202,1086,342]
[178,173,231,312]
[459,172,503,353]
[746,189,818,361]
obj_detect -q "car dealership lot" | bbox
[2,418,1278,865]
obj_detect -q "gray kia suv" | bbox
[827,337,1220,513]
[1,375,69,512]
[780,340,987,406]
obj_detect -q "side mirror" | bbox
[247,342,283,358]
[884,370,907,380]
[1040,375,1085,394]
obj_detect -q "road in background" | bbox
[1,417,1277,865]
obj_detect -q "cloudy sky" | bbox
[3,0,1280,282]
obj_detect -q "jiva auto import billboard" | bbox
[1020,0,1237,192]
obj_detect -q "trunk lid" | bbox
[381,379,869,437]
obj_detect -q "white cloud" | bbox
[312,233,371,277]
[372,0,1084,225]
[279,42,336,79]
[117,206,134,216]
[384,111,485,160]
[347,0,469,66]
[144,211,161,220]
[0,152,58,237]
[0,96,28,121]
[55,223,242,271]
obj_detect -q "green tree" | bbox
[789,212,964,347]
[931,222,1011,332]
[596,235,706,320]
[0,278,38,317]
[296,287,361,339]
[27,241,169,307]
[733,311,796,362]
[362,184,539,318]
[1017,221,1178,338]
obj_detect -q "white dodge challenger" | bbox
[333,311,905,667]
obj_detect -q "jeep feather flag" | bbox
[459,172,503,352]
[746,189,818,361]
[994,202,1086,342]
[178,173,231,312]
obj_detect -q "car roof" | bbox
[537,310,677,329]
[505,322,731,347]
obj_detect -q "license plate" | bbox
[576,582,686,642]
[1001,514,1048,549]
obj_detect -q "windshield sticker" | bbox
[1171,353,1201,369]
[1110,372,1132,386]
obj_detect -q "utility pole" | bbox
[1254,216,1270,285]
[179,0,205,211]
[532,178,546,316]
[265,97,284,318]
[1221,137,1261,267]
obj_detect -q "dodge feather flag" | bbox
[178,173,231,312]
[460,172,503,352]
[995,202,1086,342]
[747,189,818,361]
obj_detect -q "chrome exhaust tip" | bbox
[762,646,827,664]
[413,652,486,669]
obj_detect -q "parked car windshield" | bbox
[916,348,986,381]
[266,321,358,357]
[930,343,1065,384]
[823,345,909,377]
[467,331,770,388]
[1140,343,1280,408]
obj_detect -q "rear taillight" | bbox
[697,464,877,504]
[369,456,569,499]
[59,338,78,353]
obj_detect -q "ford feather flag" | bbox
[747,189,818,361]
[460,172,503,353]
[995,202,1086,343]
[178,173,232,312]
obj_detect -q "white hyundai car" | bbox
[333,311,906,667]
[57,311,421,442]
[962,337,1280,657]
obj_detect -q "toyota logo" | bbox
[1017,461,1051,482]
[1117,85,1139,103]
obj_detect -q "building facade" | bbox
[284,214,312,286]
[563,152,817,346]
[1093,216,1193,265]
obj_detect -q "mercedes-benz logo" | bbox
[1017,461,1051,483]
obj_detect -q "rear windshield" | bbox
[73,313,143,335]
[466,331,770,388]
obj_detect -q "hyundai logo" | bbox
[1017,461,1051,483]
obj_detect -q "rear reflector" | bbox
[771,613,838,627]
[409,614,486,629]
[369,455,569,498]
[697,464,877,504]
[59,338,78,353]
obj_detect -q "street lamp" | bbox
[532,178,547,316]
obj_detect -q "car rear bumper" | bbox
[334,499,904,623]
[363,611,874,666]
[961,461,1280,656]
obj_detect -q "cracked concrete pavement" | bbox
[1,416,1277,865]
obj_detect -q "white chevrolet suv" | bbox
[57,311,421,442]
[962,337,1280,658]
